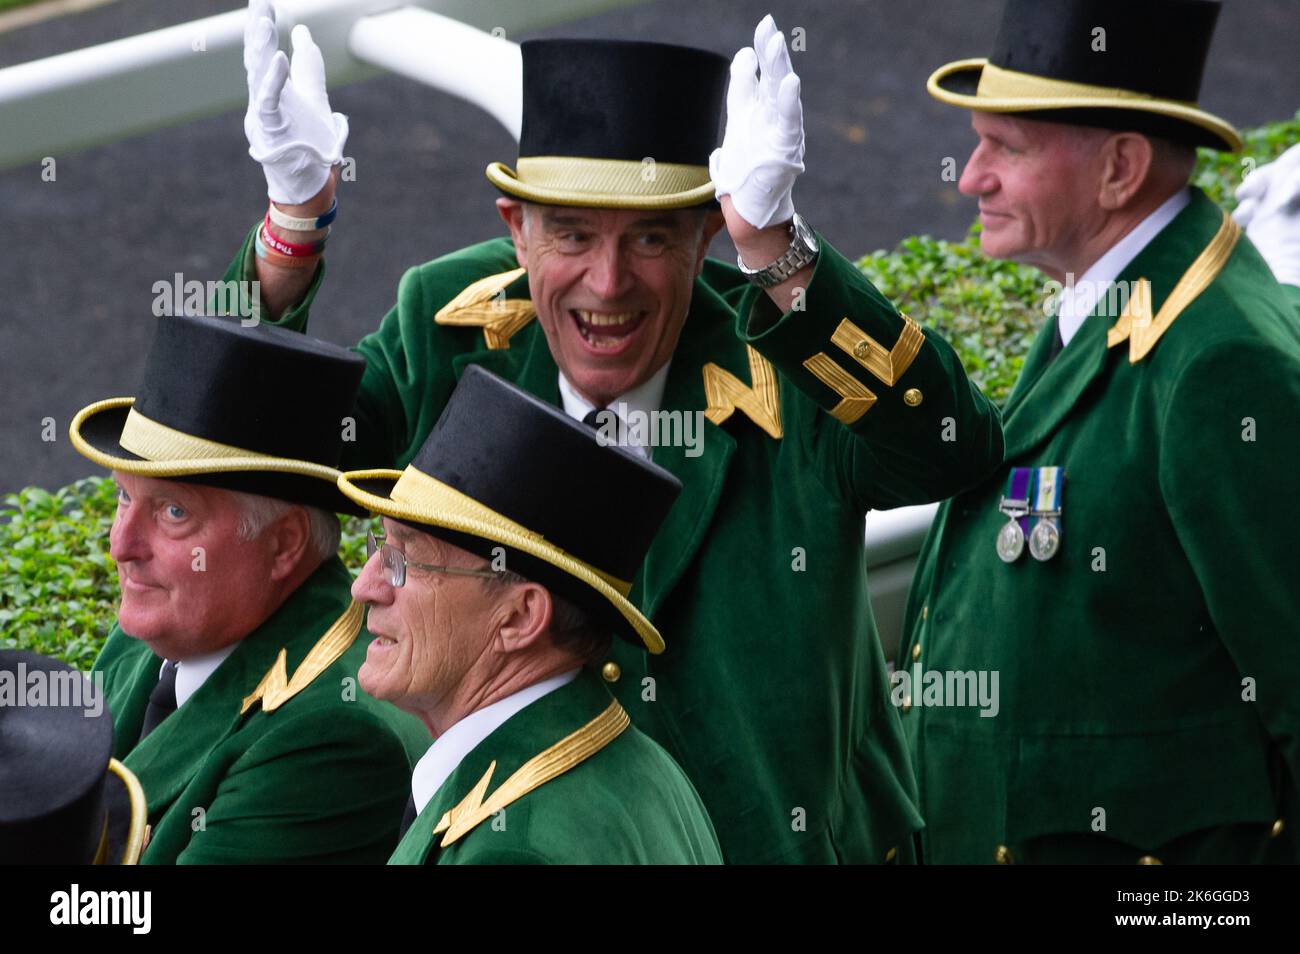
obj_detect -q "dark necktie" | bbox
[1047,319,1066,363]
[581,407,605,430]
[399,795,418,837]
[138,659,178,742]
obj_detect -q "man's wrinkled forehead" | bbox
[972,110,1106,152]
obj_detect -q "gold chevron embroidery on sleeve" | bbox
[702,345,784,439]
[433,267,536,349]
[830,313,925,386]
[433,699,630,848]
[240,600,365,715]
[803,352,877,424]
[1107,212,1241,362]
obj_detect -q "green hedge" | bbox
[5,113,1296,667]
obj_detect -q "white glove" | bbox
[243,0,349,205]
[1233,141,1300,287]
[709,14,805,230]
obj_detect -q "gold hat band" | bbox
[337,465,664,654]
[486,155,716,209]
[69,398,343,481]
[927,58,1242,152]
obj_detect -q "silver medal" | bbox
[996,519,1025,563]
[1028,519,1060,561]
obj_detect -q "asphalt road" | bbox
[1,0,1297,492]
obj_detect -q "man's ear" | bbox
[266,506,313,582]
[1097,133,1155,211]
[494,581,552,654]
[496,198,529,269]
[695,208,726,278]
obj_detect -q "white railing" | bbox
[0,0,644,171]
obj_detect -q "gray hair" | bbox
[229,490,340,562]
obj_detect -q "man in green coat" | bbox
[70,314,428,863]
[900,0,1300,864]
[225,6,1003,862]
[338,365,721,864]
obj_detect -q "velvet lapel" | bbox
[121,557,355,816]
[1001,189,1224,460]
[404,669,614,861]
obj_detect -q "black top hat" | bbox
[70,314,367,515]
[486,38,730,209]
[928,0,1240,151]
[338,365,683,653]
[0,651,147,864]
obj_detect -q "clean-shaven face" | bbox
[350,518,497,719]
[958,112,1105,276]
[502,203,715,406]
[108,472,284,660]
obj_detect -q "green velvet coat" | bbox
[93,557,430,864]
[389,668,722,864]
[221,230,1003,863]
[900,190,1300,864]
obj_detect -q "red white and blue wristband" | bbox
[266,197,337,233]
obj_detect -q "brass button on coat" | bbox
[884,846,897,863]
[1271,818,1285,838]
[994,844,1013,864]
[853,341,871,359]
[911,643,922,661]
[903,388,923,406]
[1136,855,1162,865]
[601,661,621,683]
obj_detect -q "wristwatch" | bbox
[736,213,820,288]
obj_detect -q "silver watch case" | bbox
[738,213,820,288]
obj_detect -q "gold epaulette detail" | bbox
[1107,211,1241,362]
[434,267,536,349]
[432,699,630,848]
[240,600,365,715]
[702,345,784,439]
[831,313,924,386]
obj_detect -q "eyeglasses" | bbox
[365,531,499,588]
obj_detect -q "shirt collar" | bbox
[557,360,671,424]
[1056,187,1191,346]
[170,642,240,709]
[410,668,580,815]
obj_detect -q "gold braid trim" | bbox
[434,267,537,350]
[240,600,365,715]
[433,699,631,848]
[1107,211,1242,362]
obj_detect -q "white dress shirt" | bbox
[558,361,671,460]
[167,642,240,709]
[1056,188,1191,346]
[409,669,580,815]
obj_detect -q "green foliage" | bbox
[1,479,122,669]
[9,115,1296,666]
[857,111,1300,405]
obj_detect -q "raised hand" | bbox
[709,14,806,232]
[243,0,349,205]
